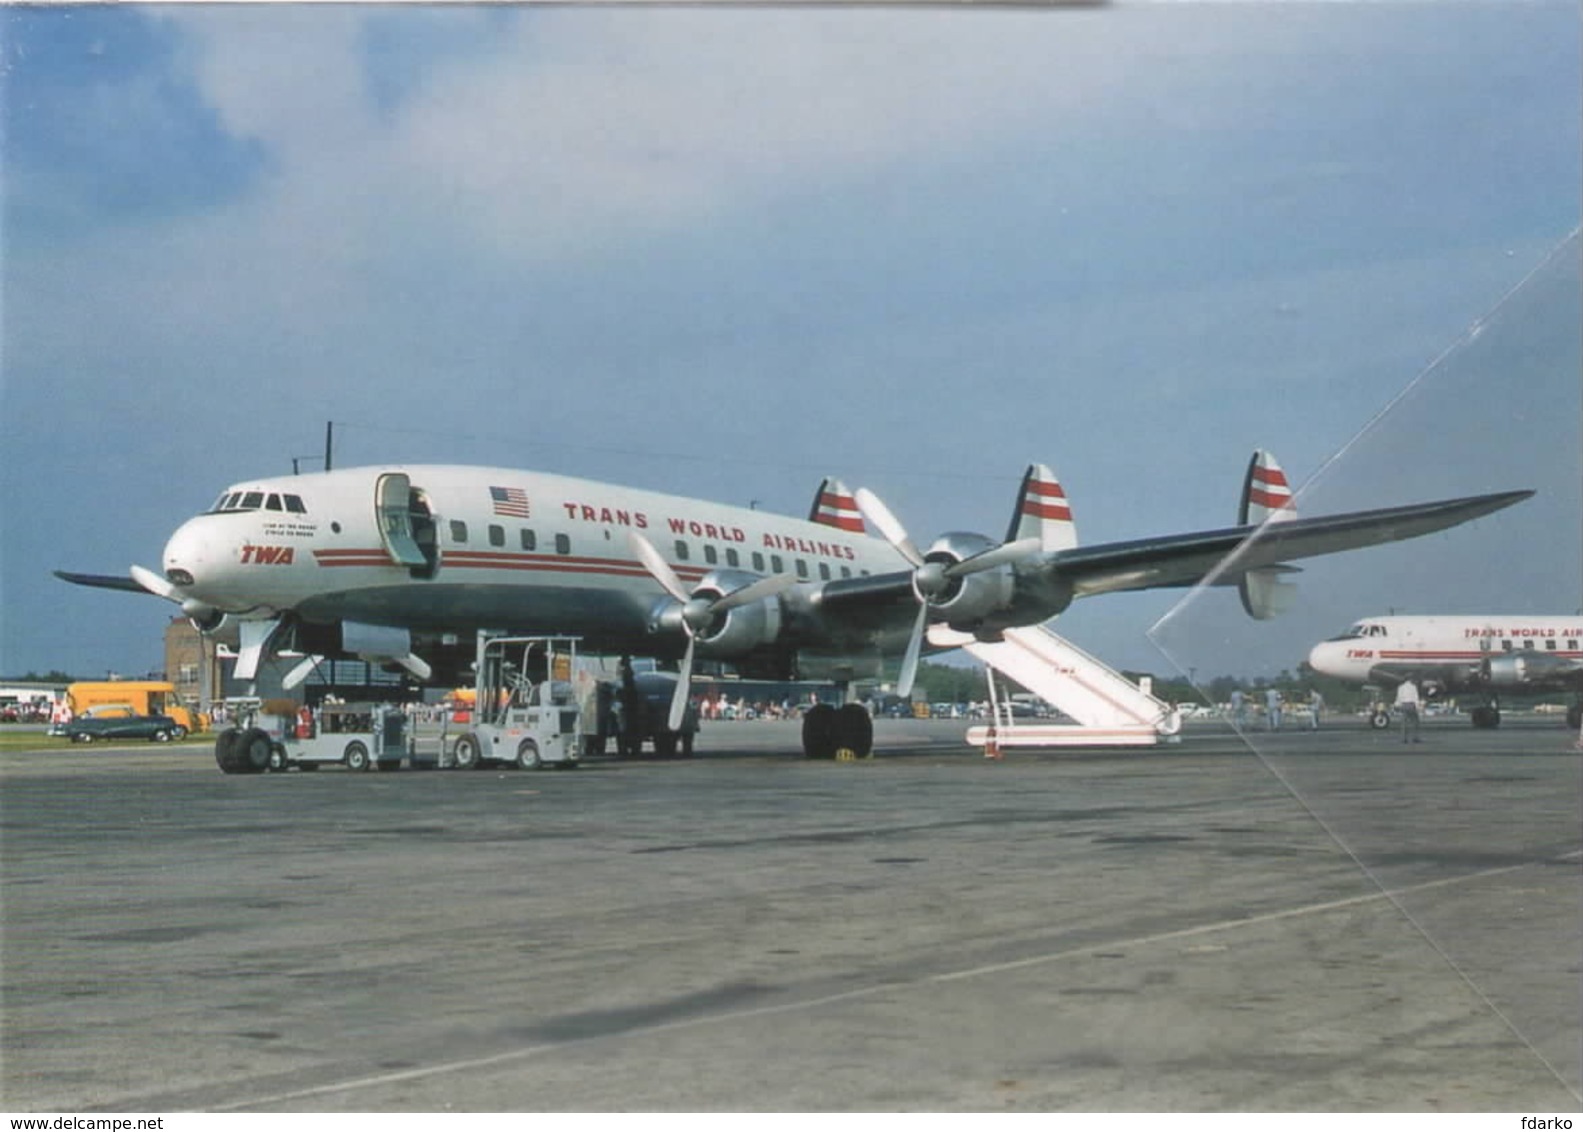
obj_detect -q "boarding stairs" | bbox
[930,623,1180,748]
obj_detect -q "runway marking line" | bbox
[209,848,1581,1112]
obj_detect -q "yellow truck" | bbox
[65,682,205,735]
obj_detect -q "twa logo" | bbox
[241,545,296,565]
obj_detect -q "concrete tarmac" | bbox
[2,716,1578,1112]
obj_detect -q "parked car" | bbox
[52,705,188,743]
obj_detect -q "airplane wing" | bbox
[1049,490,1532,598]
[817,489,1532,615]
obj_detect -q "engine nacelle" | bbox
[648,570,785,658]
[188,608,231,636]
[921,532,1016,629]
[1483,651,1583,688]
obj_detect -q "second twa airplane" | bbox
[59,454,1530,757]
[1308,615,1583,730]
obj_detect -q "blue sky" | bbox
[2,2,1578,681]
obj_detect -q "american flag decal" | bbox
[490,486,531,518]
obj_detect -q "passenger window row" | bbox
[670,540,860,581]
[443,520,865,581]
[449,521,570,556]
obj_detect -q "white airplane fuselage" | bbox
[163,464,915,678]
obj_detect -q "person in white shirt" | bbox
[1394,679,1421,744]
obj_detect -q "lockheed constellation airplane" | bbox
[59,454,1530,758]
[1308,615,1583,729]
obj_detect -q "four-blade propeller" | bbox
[852,488,1040,697]
[627,532,799,731]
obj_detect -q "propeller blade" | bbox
[627,531,691,604]
[130,564,181,603]
[712,571,799,612]
[282,655,323,691]
[853,488,925,567]
[669,639,695,732]
[895,602,929,699]
[946,536,1043,578]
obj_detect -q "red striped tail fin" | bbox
[809,479,867,534]
[1238,450,1299,619]
[1005,463,1077,552]
[1239,449,1298,526]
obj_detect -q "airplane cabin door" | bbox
[375,473,432,572]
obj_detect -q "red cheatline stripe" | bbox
[314,548,711,581]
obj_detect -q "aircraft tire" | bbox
[1567,705,1581,731]
[214,728,245,774]
[801,703,837,759]
[1369,711,1392,730]
[1470,707,1501,730]
[834,704,874,759]
[452,733,483,770]
[240,729,273,773]
[343,741,371,772]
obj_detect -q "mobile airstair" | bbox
[931,623,1180,748]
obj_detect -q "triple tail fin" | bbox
[809,478,867,534]
[1005,464,1077,553]
[1237,450,1299,619]
[1239,449,1297,526]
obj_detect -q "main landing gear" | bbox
[801,703,874,760]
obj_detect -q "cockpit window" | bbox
[1334,623,1386,641]
[207,489,310,515]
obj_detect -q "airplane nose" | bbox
[162,517,212,590]
[1307,640,1339,676]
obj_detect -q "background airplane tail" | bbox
[1237,450,1299,619]
[1005,463,1078,552]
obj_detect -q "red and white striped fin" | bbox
[1005,464,1077,552]
[809,478,867,534]
[1238,451,1299,619]
[1239,450,1297,526]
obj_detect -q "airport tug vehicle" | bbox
[449,634,588,770]
[216,697,424,773]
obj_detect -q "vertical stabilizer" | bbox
[1239,449,1297,526]
[809,479,866,534]
[1005,464,1077,552]
[1238,450,1299,619]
